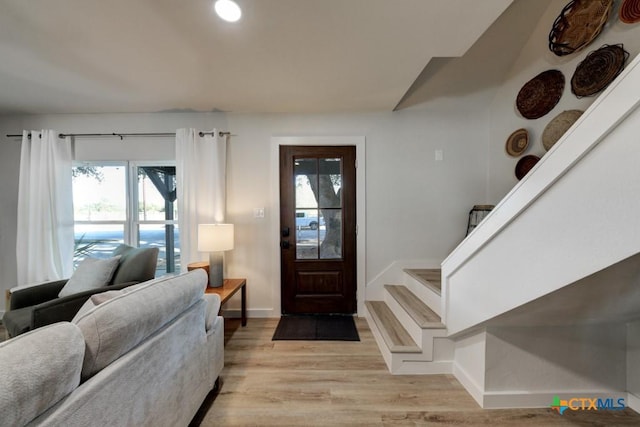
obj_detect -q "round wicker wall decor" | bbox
[542,110,583,151]
[505,128,529,157]
[515,155,540,180]
[571,44,629,97]
[516,70,565,119]
[620,0,640,23]
[548,0,613,56]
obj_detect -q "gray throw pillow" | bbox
[71,290,123,322]
[110,245,158,285]
[58,256,121,298]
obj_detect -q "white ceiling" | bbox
[0,0,512,115]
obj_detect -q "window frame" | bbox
[72,160,178,273]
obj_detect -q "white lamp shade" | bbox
[198,223,234,252]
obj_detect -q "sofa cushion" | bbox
[110,245,159,285]
[70,280,161,323]
[58,256,121,298]
[0,322,85,427]
[73,269,207,381]
[71,298,97,323]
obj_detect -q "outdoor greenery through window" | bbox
[72,162,179,276]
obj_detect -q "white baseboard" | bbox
[482,390,627,409]
[452,362,484,408]
[392,360,453,375]
[453,361,629,410]
[221,308,279,318]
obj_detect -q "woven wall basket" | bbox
[542,110,583,151]
[571,44,629,97]
[549,0,613,56]
[515,155,540,180]
[505,128,529,157]
[620,0,640,23]
[516,70,565,119]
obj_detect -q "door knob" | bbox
[280,241,290,249]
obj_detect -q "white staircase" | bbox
[364,268,454,374]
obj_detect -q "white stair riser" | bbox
[383,290,448,351]
[403,274,442,317]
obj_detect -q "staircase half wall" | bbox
[442,52,640,337]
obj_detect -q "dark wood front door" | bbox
[279,145,357,314]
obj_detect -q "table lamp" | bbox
[197,223,234,287]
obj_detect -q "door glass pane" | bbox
[319,158,341,208]
[294,157,343,260]
[320,210,341,259]
[295,158,318,259]
[295,159,318,209]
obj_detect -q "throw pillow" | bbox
[71,298,97,322]
[58,256,121,298]
[71,290,123,322]
[110,244,159,285]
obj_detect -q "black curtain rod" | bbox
[5,131,232,139]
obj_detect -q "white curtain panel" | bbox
[16,130,74,286]
[175,128,227,272]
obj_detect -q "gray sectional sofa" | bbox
[0,269,224,427]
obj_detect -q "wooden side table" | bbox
[206,279,247,327]
[187,262,246,327]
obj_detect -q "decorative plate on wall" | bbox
[548,0,613,56]
[542,110,583,151]
[571,44,629,97]
[516,70,565,119]
[505,128,529,157]
[515,155,540,180]
[620,0,640,23]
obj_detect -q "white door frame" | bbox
[270,136,366,316]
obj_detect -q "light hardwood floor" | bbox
[193,318,640,426]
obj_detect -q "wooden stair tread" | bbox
[384,285,444,329]
[404,268,441,295]
[365,301,420,353]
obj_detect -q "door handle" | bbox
[280,240,290,249]
[282,227,290,237]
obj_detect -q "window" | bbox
[72,162,179,275]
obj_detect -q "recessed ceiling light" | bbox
[214,0,242,22]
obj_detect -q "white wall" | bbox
[486,325,627,393]
[487,0,640,202]
[0,117,21,294]
[0,104,489,316]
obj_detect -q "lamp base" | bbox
[208,252,224,288]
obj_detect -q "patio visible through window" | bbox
[72,163,179,275]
